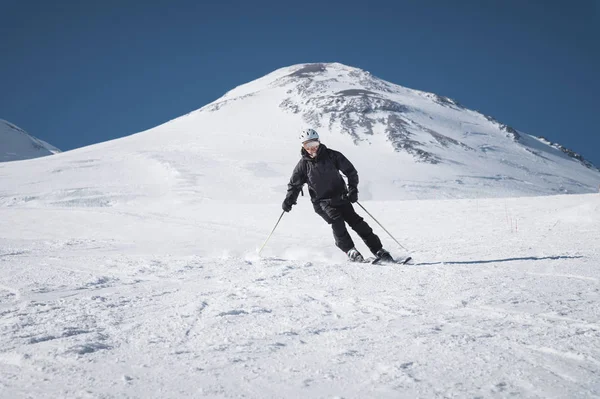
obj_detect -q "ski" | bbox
[363,256,413,265]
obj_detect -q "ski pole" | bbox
[356,201,409,252]
[257,211,285,256]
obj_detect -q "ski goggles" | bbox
[302,140,320,150]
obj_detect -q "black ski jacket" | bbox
[284,144,359,207]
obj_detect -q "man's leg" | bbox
[341,204,382,255]
[314,202,355,253]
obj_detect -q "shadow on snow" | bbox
[415,255,584,266]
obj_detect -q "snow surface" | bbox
[1,63,599,398]
[0,120,60,162]
[1,194,599,398]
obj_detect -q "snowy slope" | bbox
[0,194,598,398]
[0,63,599,398]
[0,120,60,162]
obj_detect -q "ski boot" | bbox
[375,248,394,263]
[347,248,365,262]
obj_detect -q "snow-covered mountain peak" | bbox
[216,62,394,105]
[0,119,60,162]
[1,63,599,208]
[201,63,597,172]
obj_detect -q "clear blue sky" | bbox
[2,0,598,165]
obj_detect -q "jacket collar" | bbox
[301,143,327,161]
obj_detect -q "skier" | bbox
[282,128,394,263]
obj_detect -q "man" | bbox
[282,128,394,263]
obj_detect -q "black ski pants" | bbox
[313,201,382,255]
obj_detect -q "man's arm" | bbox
[333,151,359,189]
[283,161,306,211]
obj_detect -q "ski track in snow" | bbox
[1,195,599,398]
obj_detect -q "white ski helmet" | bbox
[299,128,319,144]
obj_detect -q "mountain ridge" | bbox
[0,62,598,208]
[0,119,60,162]
[198,62,597,171]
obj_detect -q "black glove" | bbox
[282,200,293,212]
[348,188,358,203]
